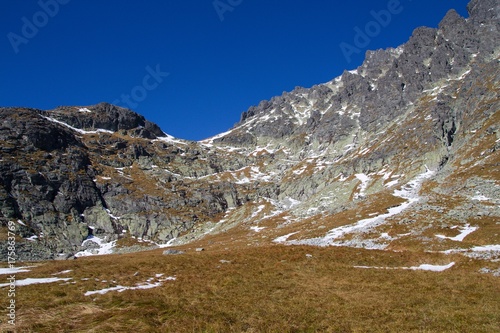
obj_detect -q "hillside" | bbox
[1,0,498,262]
[0,0,499,331]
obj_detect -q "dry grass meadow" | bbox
[1,244,499,333]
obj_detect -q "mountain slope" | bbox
[0,0,498,264]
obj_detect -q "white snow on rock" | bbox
[354,173,371,199]
[281,197,301,210]
[75,236,117,257]
[251,205,266,218]
[41,115,114,134]
[154,135,187,146]
[250,226,266,232]
[78,108,92,113]
[156,237,180,248]
[234,166,276,184]
[25,235,38,241]
[249,145,276,157]
[471,194,491,201]
[282,169,434,248]
[105,209,121,220]
[337,173,348,182]
[199,128,235,146]
[293,164,308,176]
[384,179,400,188]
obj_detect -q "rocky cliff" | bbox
[1,0,498,260]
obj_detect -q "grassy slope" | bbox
[1,245,499,333]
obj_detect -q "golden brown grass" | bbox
[1,245,498,333]
[114,235,157,249]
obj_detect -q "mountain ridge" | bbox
[0,0,498,262]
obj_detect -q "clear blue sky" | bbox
[1,0,470,140]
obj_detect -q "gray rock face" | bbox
[226,0,498,145]
[0,106,248,260]
[0,108,101,255]
[468,0,500,22]
[1,0,498,260]
[48,103,165,139]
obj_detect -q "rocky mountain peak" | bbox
[219,0,498,151]
[46,102,165,139]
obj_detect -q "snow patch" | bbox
[42,116,114,134]
[292,164,308,176]
[281,197,301,210]
[156,237,179,248]
[442,244,500,261]
[154,135,186,146]
[410,262,455,272]
[250,226,265,233]
[235,166,276,184]
[471,245,500,252]
[273,232,300,243]
[0,267,33,275]
[75,236,117,257]
[199,128,235,145]
[0,277,71,287]
[384,179,399,188]
[472,194,491,201]
[354,262,454,272]
[105,209,121,220]
[251,205,266,218]
[354,173,371,199]
[337,173,348,182]
[250,145,276,157]
[84,276,176,296]
[436,224,478,242]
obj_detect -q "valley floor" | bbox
[1,244,499,332]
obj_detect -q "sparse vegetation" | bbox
[1,245,499,333]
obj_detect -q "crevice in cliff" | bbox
[445,119,457,147]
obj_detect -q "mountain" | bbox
[1,0,498,262]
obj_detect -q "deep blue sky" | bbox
[1,0,470,140]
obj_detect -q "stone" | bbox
[163,249,185,255]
